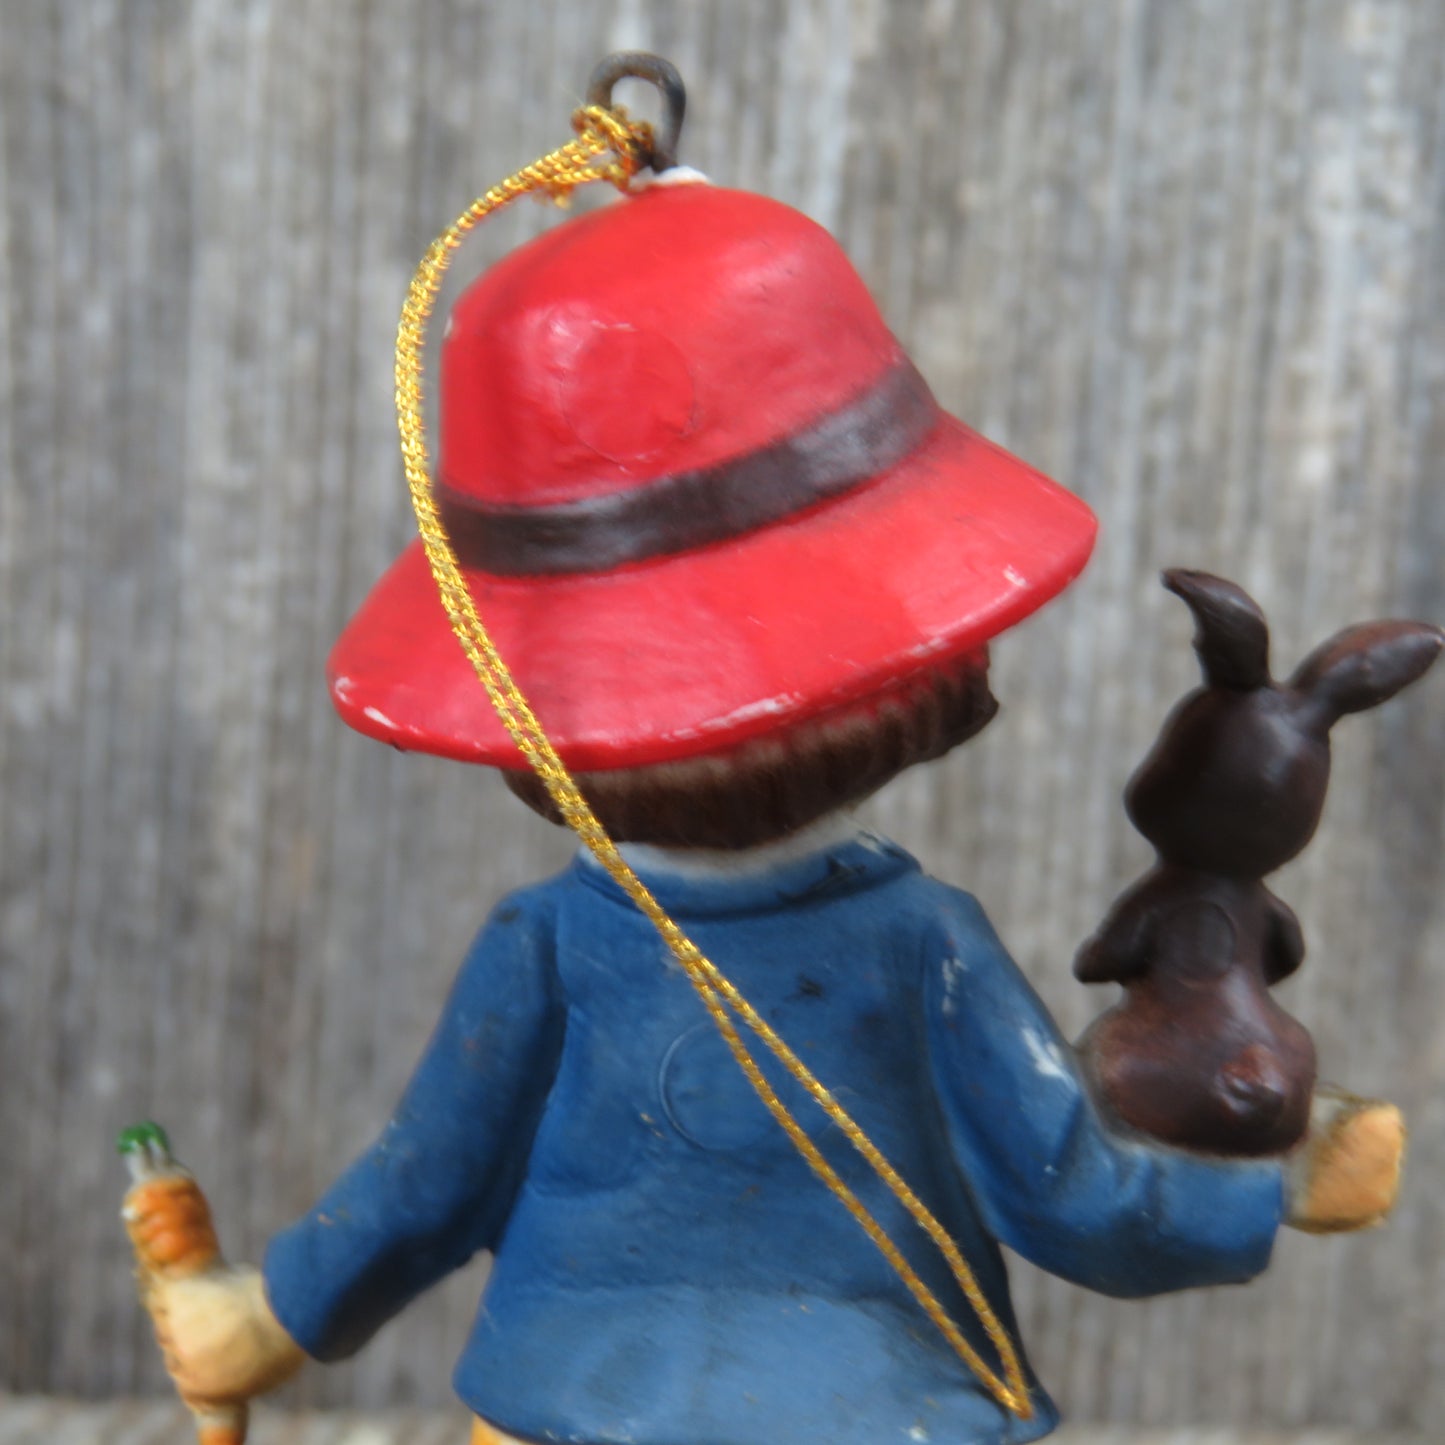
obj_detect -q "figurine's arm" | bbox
[924,887,1283,1298]
[262,889,566,1360]
[1072,882,1156,984]
[1263,891,1306,984]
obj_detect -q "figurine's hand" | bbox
[1286,1085,1405,1234]
[145,1265,304,1407]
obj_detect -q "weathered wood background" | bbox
[2,0,1442,1431]
[0,1399,1434,1445]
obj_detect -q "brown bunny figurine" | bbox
[1076,570,1443,1156]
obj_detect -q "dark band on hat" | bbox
[435,357,940,576]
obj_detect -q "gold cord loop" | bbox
[393,106,1033,1421]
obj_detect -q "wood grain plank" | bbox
[0,1398,1435,1445]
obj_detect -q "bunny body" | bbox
[1077,572,1441,1156]
[1078,869,1316,1154]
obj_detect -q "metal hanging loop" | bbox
[585,51,686,173]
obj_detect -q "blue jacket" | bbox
[265,832,1283,1444]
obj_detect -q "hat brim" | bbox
[328,416,1096,771]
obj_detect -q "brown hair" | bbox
[504,649,997,849]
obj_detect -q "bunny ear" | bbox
[1162,570,1271,690]
[1290,621,1444,729]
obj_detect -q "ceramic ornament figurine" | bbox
[126,53,1425,1445]
[1076,571,1442,1158]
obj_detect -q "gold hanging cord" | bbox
[393,57,1032,1421]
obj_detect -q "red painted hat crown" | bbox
[329,181,1097,771]
[439,184,901,509]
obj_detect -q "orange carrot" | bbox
[119,1123,248,1445]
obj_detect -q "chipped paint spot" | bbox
[627,164,711,192]
[1022,1026,1070,1084]
[696,693,800,734]
[662,692,802,741]
[940,955,967,1017]
[905,634,953,662]
[1003,564,1028,588]
[332,675,353,699]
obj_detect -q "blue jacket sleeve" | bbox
[263,888,566,1359]
[922,885,1284,1298]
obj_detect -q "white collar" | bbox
[581,810,868,884]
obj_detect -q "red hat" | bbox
[329,181,1096,772]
